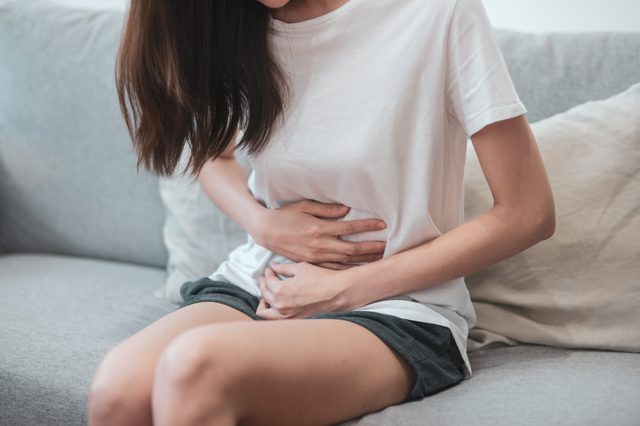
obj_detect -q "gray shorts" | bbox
[177,277,466,403]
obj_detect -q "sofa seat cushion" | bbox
[0,253,175,426]
[2,254,639,426]
[344,345,640,426]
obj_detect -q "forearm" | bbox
[196,156,267,237]
[335,205,555,310]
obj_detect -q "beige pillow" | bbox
[464,82,640,353]
[155,144,252,304]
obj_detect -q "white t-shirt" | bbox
[209,0,527,380]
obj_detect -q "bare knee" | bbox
[152,328,244,423]
[153,328,245,396]
[88,343,152,426]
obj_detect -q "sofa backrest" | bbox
[496,30,640,123]
[0,1,166,268]
[1,0,639,269]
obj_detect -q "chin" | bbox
[259,0,290,9]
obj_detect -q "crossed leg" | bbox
[151,316,416,426]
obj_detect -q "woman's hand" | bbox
[256,261,351,320]
[250,199,388,270]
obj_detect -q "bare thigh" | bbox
[117,301,255,353]
[89,302,254,425]
[152,318,416,426]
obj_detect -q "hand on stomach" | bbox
[252,198,388,270]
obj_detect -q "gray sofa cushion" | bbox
[344,345,640,426]
[0,254,174,426]
[2,253,639,425]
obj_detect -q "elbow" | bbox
[523,187,557,241]
[536,210,556,240]
[531,200,556,241]
[497,201,556,242]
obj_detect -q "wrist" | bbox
[247,206,272,246]
[335,258,395,311]
[333,267,369,311]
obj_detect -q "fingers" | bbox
[297,200,350,218]
[340,252,385,263]
[259,272,277,308]
[314,262,359,270]
[263,267,282,294]
[329,218,387,236]
[256,297,269,315]
[268,261,296,277]
[257,274,285,320]
[274,199,389,265]
[320,239,386,262]
[256,297,285,320]
[290,238,385,265]
[312,252,383,265]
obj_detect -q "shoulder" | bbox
[385,0,460,30]
[446,0,491,24]
[396,0,482,32]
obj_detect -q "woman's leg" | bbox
[152,318,417,426]
[88,301,255,426]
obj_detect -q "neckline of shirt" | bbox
[268,0,363,34]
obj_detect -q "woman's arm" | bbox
[196,140,268,239]
[332,114,556,310]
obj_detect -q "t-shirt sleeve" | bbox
[445,0,527,138]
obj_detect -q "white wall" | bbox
[51,0,124,9]
[51,0,640,33]
[483,0,640,33]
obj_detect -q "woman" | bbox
[89,0,555,425]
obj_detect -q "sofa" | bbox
[1,1,639,425]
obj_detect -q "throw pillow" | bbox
[465,82,640,353]
[155,144,252,303]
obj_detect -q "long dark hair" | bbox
[116,0,290,178]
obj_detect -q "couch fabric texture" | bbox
[1,1,640,425]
